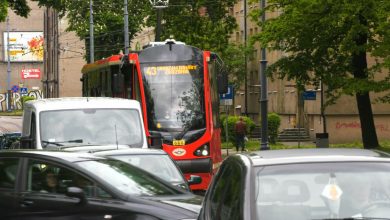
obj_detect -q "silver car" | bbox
[92,148,201,191]
[199,148,390,220]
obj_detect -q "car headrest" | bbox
[258,178,280,202]
[280,180,310,203]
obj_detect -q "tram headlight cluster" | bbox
[194,144,209,157]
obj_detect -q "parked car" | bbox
[0,132,21,149]
[199,148,390,220]
[0,150,201,220]
[91,148,201,191]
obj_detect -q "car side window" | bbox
[0,158,19,189]
[26,160,111,198]
[206,161,244,220]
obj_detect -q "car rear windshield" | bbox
[112,154,185,184]
[255,162,390,220]
[77,159,184,197]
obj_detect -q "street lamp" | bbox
[149,0,169,41]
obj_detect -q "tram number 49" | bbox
[173,139,185,146]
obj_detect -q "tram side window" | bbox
[106,69,112,97]
[123,64,133,99]
[208,62,220,128]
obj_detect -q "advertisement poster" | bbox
[21,68,41,79]
[3,32,44,62]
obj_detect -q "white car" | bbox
[19,97,149,149]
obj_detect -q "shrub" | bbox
[267,112,281,144]
[220,115,255,142]
[22,96,35,109]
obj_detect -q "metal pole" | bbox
[244,0,248,116]
[156,8,162,41]
[260,0,269,150]
[321,80,327,133]
[225,106,229,156]
[124,0,129,54]
[6,16,12,111]
[89,0,94,63]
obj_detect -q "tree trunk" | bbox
[352,14,379,149]
[355,92,379,148]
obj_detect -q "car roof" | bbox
[24,97,141,112]
[245,148,390,166]
[0,150,104,163]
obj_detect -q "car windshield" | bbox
[111,154,186,186]
[255,162,390,220]
[40,109,143,148]
[77,159,184,197]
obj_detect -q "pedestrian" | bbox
[234,116,247,152]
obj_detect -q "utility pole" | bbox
[260,0,269,150]
[244,0,248,116]
[89,0,94,63]
[6,16,12,111]
[124,0,129,54]
[149,0,169,41]
[320,80,327,133]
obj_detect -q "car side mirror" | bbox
[148,133,163,149]
[20,136,33,149]
[66,187,87,205]
[188,175,202,186]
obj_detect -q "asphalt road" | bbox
[0,116,22,133]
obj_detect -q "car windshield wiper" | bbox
[42,139,83,148]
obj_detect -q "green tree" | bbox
[148,0,237,53]
[1,0,150,61]
[147,0,251,93]
[221,43,253,94]
[37,0,149,62]
[251,0,390,149]
[0,0,30,22]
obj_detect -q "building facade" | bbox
[231,0,390,144]
[0,1,84,112]
[0,2,45,111]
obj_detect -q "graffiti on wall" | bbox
[0,90,44,112]
[336,122,389,132]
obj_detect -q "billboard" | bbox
[21,68,41,79]
[3,32,44,62]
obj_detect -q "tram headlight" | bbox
[194,144,209,157]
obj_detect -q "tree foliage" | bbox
[147,0,250,89]
[250,0,390,148]
[36,0,150,62]
[0,0,30,22]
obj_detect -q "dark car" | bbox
[199,148,390,220]
[0,150,201,220]
[0,132,21,149]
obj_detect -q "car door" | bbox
[199,159,245,220]
[0,157,21,218]
[16,158,134,220]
